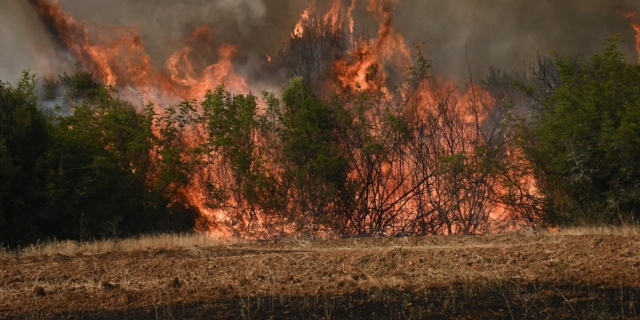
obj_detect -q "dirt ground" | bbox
[1,233,640,319]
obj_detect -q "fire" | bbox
[27,0,572,237]
[347,0,358,35]
[323,0,343,27]
[29,0,248,105]
[632,18,640,63]
[288,0,411,91]
[29,0,123,87]
[332,0,411,91]
[166,25,248,99]
[293,2,316,37]
[622,10,640,63]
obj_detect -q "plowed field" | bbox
[1,233,640,319]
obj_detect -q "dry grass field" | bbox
[1,229,640,319]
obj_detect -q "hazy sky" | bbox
[1,0,637,84]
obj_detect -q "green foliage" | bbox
[188,80,357,233]
[0,72,52,244]
[522,38,640,225]
[0,70,194,246]
[204,86,259,182]
[200,86,273,215]
[13,39,640,240]
[44,80,158,239]
[276,78,355,229]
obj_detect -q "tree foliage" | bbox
[0,70,194,246]
[519,39,640,225]
[4,38,638,245]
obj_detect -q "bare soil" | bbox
[1,233,640,319]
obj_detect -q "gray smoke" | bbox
[0,0,638,85]
[0,0,59,83]
[396,0,639,80]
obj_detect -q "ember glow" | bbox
[22,0,640,237]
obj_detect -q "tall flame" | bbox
[347,0,358,36]
[632,17,640,63]
[293,2,316,37]
[323,0,343,27]
[622,10,640,63]
[332,0,411,91]
[29,0,248,105]
[166,25,248,98]
[27,0,637,237]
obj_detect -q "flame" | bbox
[622,10,640,63]
[30,0,248,104]
[293,0,343,38]
[166,25,248,98]
[332,0,411,91]
[293,2,316,37]
[631,16,640,63]
[323,0,343,27]
[347,0,358,35]
[30,0,124,86]
[28,0,550,237]
[634,21,640,61]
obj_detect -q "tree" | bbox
[520,38,640,225]
[281,19,347,92]
[0,72,52,244]
[0,68,195,246]
[278,78,355,234]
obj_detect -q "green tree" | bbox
[0,72,52,244]
[200,86,274,231]
[0,69,195,246]
[278,78,355,233]
[521,39,640,225]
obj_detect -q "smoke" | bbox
[0,0,61,82]
[395,0,639,80]
[1,0,638,84]
[42,0,300,74]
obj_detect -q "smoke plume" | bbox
[1,0,638,84]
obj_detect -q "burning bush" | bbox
[2,0,639,245]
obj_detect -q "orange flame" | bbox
[29,0,546,237]
[293,1,316,37]
[332,0,411,91]
[166,25,248,98]
[632,18,640,63]
[622,10,640,63]
[323,0,343,27]
[30,0,248,104]
[347,0,358,35]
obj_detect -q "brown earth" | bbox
[1,233,640,319]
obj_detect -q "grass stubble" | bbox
[0,227,639,319]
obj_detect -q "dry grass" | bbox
[2,225,640,259]
[2,227,640,318]
[547,224,640,236]
[0,233,243,258]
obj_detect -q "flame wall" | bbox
[0,0,639,237]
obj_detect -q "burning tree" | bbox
[281,18,348,90]
[16,0,547,240]
[158,45,542,237]
[11,0,639,244]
